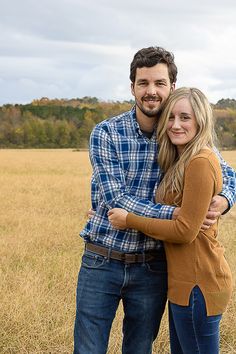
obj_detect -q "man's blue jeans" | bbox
[73,248,168,354]
[169,286,222,354]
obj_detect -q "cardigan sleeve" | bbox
[126,155,222,244]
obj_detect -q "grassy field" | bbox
[0,149,235,354]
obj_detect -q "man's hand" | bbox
[108,208,128,229]
[172,207,180,220]
[209,195,229,214]
[201,210,221,230]
[86,208,95,219]
[202,195,228,230]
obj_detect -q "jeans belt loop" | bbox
[142,252,145,264]
[120,252,125,262]
[107,247,111,262]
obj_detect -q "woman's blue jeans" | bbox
[169,286,222,354]
[73,249,168,354]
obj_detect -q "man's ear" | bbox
[170,83,175,93]
[131,83,135,96]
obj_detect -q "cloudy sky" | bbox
[1,0,236,105]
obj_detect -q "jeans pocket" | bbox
[146,260,167,274]
[82,252,106,269]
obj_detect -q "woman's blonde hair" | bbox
[156,87,217,205]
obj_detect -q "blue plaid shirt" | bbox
[80,107,236,252]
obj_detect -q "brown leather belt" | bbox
[85,242,166,264]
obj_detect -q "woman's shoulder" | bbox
[187,148,222,176]
[186,148,223,193]
[190,148,220,165]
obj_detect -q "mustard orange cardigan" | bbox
[127,150,232,315]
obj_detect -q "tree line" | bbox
[0,97,235,149]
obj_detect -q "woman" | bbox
[108,87,233,354]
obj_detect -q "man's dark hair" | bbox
[130,46,177,84]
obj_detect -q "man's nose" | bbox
[146,84,157,95]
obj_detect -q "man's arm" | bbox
[90,124,175,219]
[171,148,236,229]
[214,147,236,213]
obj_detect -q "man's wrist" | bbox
[218,194,230,215]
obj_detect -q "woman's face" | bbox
[167,97,198,154]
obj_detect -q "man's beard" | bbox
[136,96,164,118]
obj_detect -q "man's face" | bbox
[131,63,175,118]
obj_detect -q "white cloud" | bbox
[1,0,236,104]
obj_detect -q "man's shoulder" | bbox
[93,109,135,132]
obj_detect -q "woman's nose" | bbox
[172,118,181,129]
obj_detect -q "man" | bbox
[74,47,236,354]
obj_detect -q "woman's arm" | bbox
[109,155,222,244]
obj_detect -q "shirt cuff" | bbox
[218,192,231,215]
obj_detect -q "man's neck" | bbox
[135,108,157,133]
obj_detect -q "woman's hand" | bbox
[108,208,128,230]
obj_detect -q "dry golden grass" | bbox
[0,149,235,354]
